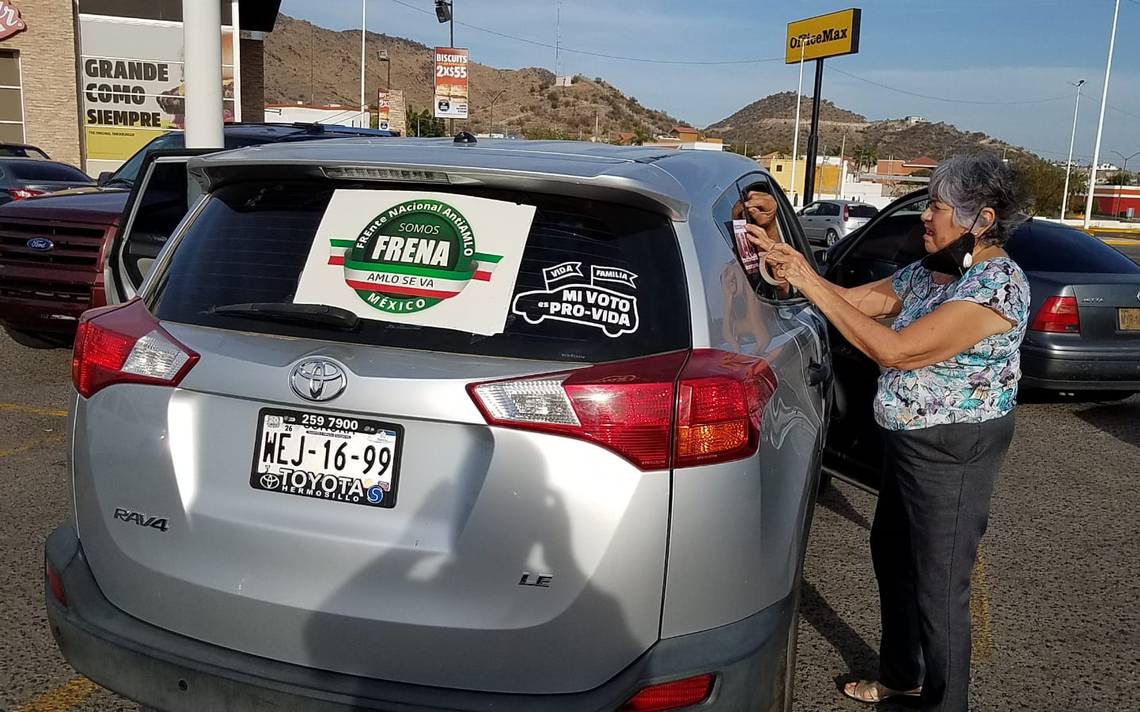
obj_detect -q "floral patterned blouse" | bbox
[874,257,1030,431]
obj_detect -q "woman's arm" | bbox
[764,244,1012,370]
[741,222,900,319]
[806,284,1011,369]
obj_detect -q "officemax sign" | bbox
[785,8,861,64]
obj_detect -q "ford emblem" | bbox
[26,238,54,252]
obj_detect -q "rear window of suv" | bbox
[151,181,690,362]
[847,204,877,219]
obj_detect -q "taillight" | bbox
[467,350,776,471]
[46,560,67,607]
[72,299,199,398]
[621,674,716,711]
[10,188,44,200]
[842,203,850,221]
[1030,295,1080,334]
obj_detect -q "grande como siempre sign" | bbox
[785,8,862,64]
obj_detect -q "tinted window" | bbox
[848,204,878,218]
[0,145,48,159]
[5,161,91,182]
[819,202,841,217]
[847,198,927,266]
[1006,222,1140,274]
[152,182,690,363]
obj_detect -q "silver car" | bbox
[797,199,878,247]
[45,138,830,711]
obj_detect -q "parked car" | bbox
[797,198,878,247]
[46,139,830,711]
[0,158,95,204]
[0,142,50,159]
[0,123,398,348]
[819,189,1140,487]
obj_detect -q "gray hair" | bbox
[928,153,1027,246]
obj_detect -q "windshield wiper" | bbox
[208,303,360,330]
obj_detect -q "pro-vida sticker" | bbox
[511,262,639,337]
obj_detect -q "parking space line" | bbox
[12,677,100,712]
[970,545,994,662]
[0,434,66,459]
[0,403,69,418]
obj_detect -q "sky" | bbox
[279,0,1140,164]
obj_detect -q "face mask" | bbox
[921,208,983,277]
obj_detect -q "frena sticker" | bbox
[327,199,503,314]
[511,262,640,338]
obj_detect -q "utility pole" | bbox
[1061,79,1085,222]
[838,133,847,198]
[1085,0,1120,228]
[594,110,599,142]
[182,0,223,149]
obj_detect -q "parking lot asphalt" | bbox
[1,329,1137,712]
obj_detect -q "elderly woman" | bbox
[751,154,1029,712]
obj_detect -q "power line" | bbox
[385,0,784,65]
[828,66,1072,106]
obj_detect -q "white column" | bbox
[1084,0,1120,228]
[183,0,224,148]
[360,0,367,123]
[230,0,242,122]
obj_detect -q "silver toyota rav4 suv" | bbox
[45,138,831,711]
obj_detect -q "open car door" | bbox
[105,149,217,304]
[821,189,929,490]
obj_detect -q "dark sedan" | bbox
[0,158,95,204]
[819,189,1140,487]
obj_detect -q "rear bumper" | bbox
[1021,344,1140,391]
[45,525,795,712]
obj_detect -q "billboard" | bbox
[79,15,238,165]
[433,47,468,120]
[376,89,390,130]
[785,8,861,64]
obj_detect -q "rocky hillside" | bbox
[264,15,682,138]
[704,90,1030,160]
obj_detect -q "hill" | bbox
[264,15,683,138]
[704,91,1032,161]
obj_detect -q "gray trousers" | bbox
[871,413,1015,712]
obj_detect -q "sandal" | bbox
[842,679,922,704]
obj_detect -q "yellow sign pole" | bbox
[787,8,861,205]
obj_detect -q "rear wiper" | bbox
[208,302,360,330]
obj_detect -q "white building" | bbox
[264,104,370,128]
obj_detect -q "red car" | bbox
[0,124,397,348]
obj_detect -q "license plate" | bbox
[1119,308,1140,332]
[250,408,403,509]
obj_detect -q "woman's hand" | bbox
[764,243,820,293]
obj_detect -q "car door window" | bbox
[819,202,840,217]
[800,203,818,216]
[108,150,214,303]
[833,196,928,287]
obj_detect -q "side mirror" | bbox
[97,171,114,187]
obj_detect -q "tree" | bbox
[1106,171,1134,186]
[1014,158,1085,217]
[852,145,879,172]
[631,128,651,146]
[405,106,445,137]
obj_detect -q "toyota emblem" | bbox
[290,358,348,402]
